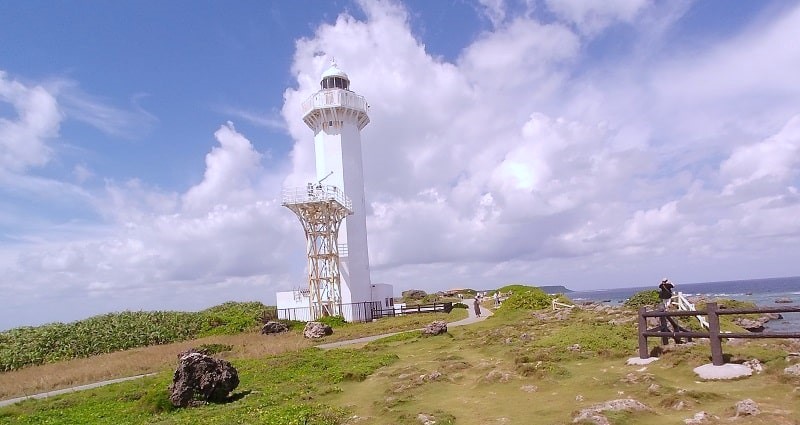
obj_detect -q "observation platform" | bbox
[281,184,353,212]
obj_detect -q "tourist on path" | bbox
[658,278,675,309]
[473,298,481,317]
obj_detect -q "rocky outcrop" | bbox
[422,320,447,336]
[775,297,793,304]
[261,321,289,334]
[684,411,718,424]
[784,363,800,377]
[733,318,765,332]
[572,398,649,424]
[169,350,239,407]
[734,399,760,417]
[303,321,333,338]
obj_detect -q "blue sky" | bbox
[1,0,799,329]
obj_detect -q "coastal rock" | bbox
[169,350,239,407]
[734,399,760,417]
[733,318,765,332]
[572,398,649,424]
[743,359,763,374]
[684,411,718,424]
[422,320,448,336]
[261,321,289,334]
[784,364,800,377]
[775,297,793,304]
[303,321,333,338]
[416,413,436,425]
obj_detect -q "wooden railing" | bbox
[638,302,800,365]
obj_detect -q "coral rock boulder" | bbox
[303,321,333,338]
[169,350,239,407]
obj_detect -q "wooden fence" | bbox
[638,302,800,365]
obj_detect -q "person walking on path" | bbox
[473,297,482,317]
[658,278,675,309]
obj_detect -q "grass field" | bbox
[1,302,798,424]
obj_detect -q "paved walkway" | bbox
[0,373,157,408]
[0,300,493,407]
[318,298,492,349]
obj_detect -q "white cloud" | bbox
[0,71,62,172]
[3,0,800,328]
[544,0,652,36]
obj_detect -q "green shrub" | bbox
[199,301,267,336]
[317,315,347,328]
[624,290,660,308]
[500,288,551,311]
[452,302,468,309]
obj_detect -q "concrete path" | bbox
[0,300,493,407]
[0,373,157,408]
[318,298,492,349]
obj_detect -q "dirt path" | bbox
[0,373,157,408]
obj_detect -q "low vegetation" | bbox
[624,289,660,308]
[0,301,267,371]
[2,297,798,424]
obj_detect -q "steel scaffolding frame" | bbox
[282,184,352,320]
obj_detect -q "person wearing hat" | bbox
[658,278,675,309]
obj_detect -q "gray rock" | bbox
[261,321,289,334]
[684,411,717,424]
[422,320,447,336]
[573,398,649,424]
[743,359,763,374]
[735,399,760,416]
[733,318,765,332]
[169,350,239,407]
[417,413,436,425]
[775,297,793,304]
[784,363,800,377]
[303,321,333,338]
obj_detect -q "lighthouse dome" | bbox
[320,60,350,90]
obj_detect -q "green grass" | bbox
[0,349,398,425]
[2,299,798,425]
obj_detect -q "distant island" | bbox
[540,285,573,294]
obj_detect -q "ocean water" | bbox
[568,276,800,332]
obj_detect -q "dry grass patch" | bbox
[0,331,310,400]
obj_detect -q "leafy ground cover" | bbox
[0,302,267,371]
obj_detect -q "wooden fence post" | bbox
[706,302,724,366]
[638,306,649,359]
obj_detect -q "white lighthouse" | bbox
[277,60,392,321]
[300,60,373,306]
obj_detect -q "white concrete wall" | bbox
[276,290,313,321]
[313,111,372,305]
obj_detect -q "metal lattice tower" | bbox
[282,184,352,320]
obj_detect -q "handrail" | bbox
[638,303,800,365]
[673,292,709,329]
[552,299,575,310]
[302,90,368,116]
[281,184,352,211]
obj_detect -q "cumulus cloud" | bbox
[3,0,800,328]
[280,0,800,292]
[0,71,62,172]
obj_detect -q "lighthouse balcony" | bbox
[302,90,370,130]
[302,90,368,115]
[281,184,353,211]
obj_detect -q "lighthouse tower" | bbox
[300,60,372,305]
